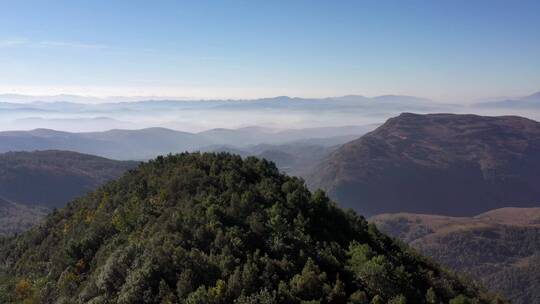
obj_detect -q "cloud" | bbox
[37,41,109,50]
[0,38,109,50]
[0,39,27,48]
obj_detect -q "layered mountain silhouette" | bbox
[308,113,540,216]
[475,91,540,109]
[0,125,373,160]
[0,153,502,303]
[0,94,465,134]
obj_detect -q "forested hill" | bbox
[0,153,504,303]
[0,150,137,208]
[308,113,540,216]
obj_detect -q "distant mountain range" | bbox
[372,207,540,304]
[307,113,540,216]
[0,125,376,160]
[474,91,540,109]
[0,93,436,105]
[0,94,458,132]
[2,93,540,132]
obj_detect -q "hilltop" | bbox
[0,153,502,303]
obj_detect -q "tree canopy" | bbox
[0,153,505,303]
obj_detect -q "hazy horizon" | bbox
[2,1,539,102]
[0,93,538,133]
[0,91,538,105]
[1,1,539,132]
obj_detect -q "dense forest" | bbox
[372,211,540,304]
[0,153,505,303]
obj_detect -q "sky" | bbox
[0,0,539,102]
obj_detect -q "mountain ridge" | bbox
[0,94,432,104]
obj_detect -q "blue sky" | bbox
[0,0,539,101]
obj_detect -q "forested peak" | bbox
[0,153,504,303]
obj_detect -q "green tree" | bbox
[289,258,330,301]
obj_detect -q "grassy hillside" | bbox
[0,153,504,303]
[372,208,540,304]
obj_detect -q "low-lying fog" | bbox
[1,94,539,133]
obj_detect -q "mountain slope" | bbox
[308,113,540,216]
[0,150,137,208]
[0,153,503,303]
[371,208,540,304]
[521,91,540,102]
[0,197,47,236]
